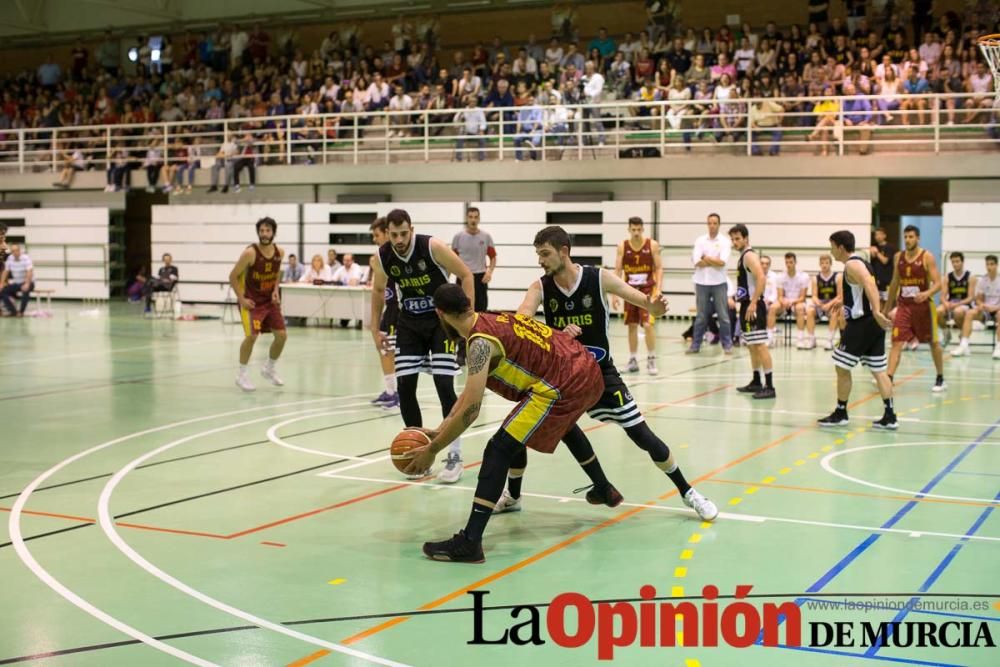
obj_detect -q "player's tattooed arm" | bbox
[428,337,492,453]
[468,337,492,375]
[461,402,481,427]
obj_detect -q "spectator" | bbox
[712,72,740,142]
[589,27,617,59]
[141,252,178,314]
[283,254,304,283]
[665,75,692,148]
[734,36,756,77]
[0,244,33,317]
[232,132,256,193]
[710,52,737,82]
[53,143,86,189]
[545,37,564,70]
[760,255,780,345]
[919,31,942,68]
[842,81,873,154]
[207,136,237,193]
[964,62,995,123]
[332,254,365,285]
[688,212,733,354]
[97,30,120,75]
[901,66,930,124]
[105,148,134,192]
[749,80,784,156]
[545,94,573,152]
[175,139,201,195]
[870,227,896,308]
[37,55,62,89]
[808,86,840,156]
[484,78,514,134]
[582,60,606,146]
[142,141,163,192]
[327,249,342,272]
[773,252,812,349]
[454,95,487,161]
[562,42,585,72]
[452,207,496,311]
[387,83,415,138]
[514,94,544,160]
[367,72,391,110]
[71,39,89,81]
[300,254,333,283]
[877,65,904,124]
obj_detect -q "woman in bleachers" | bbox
[712,72,739,142]
[876,66,904,124]
[808,85,840,155]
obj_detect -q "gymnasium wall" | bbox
[942,203,1000,273]
[0,207,110,300]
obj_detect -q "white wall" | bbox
[658,200,873,312]
[0,207,110,300]
[942,203,1000,273]
[151,204,300,304]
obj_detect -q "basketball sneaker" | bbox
[951,343,970,357]
[437,452,463,483]
[493,489,522,514]
[422,530,485,563]
[818,409,850,427]
[647,355,658,375]
[737,380,762,393]
[753,386,776,400]
[583,483,624,508]
[906,339,919,351]
[371,391,392,405]
[682,488,719,521]
[872,412,899,430]
[381,393,400,409]
[626,357,639,373]
[235,374,255,392]
[261,364,284,386]
[932,377,947,393]
[993,345,1000,360]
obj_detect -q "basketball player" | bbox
[228,217,286,391]
[489,226,717,520]
[938,251,975,350]
[819,231,897,429]
[369,217,399,409]
[773,252,813,349]
[614,217,662,374]
[953,254,1000,359]
[884,225,946,392]
[729,224,776,399]
[369,208,474,483]
[809,254,843,350]
[407,284,620,563]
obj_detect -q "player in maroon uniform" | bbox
[884,225,946,392]
[228,217,287,392]
[614,217,662,374]
[406,283,619,563]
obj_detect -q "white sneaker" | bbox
[993,346,1000,360]
[647,355,658,375]
[683,488,718,522]
[951,345,970,357]
[823,338,833,350]
[235,374,255,392]
[261,365,284,386]
[906,340,919,351]
[493,489,522,514]
[932,378,947,393]
[436,452,463,484]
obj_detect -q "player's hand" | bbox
[238,296,255,310]
[403,446,435,476]
[611,296,621,311]
[372,329,391,354]
[647,294,668,317]
[272,290,281,304]
[914,291,929,303]
[874,311,892,330]
[481,271,492,285]
[564,323,583,338]
[406,426,440,440]
[747,306,758,322]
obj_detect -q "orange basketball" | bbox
[391,429,431,474]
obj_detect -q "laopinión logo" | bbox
[467,587,997,660]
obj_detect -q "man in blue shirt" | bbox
[900,67,930,125]
[514,95,544,160]
[842,81,874,155]
[484,78,515,136]
[588,28,616,59]
[37,56,62,89]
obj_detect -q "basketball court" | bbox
[2,304,998,666]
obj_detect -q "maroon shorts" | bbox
[501,360,603,454]
[241,301,285,336]
[624,286,655,326]
[892,301,937,344]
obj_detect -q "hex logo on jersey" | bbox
[548,298,559,313]
[417,259,427,272]
[405,264,413,275]
[566,300,575,311]
[584,345,607,362]
[582,294,593,309]
[389,265,401,277]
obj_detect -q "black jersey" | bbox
[736,248,763,305]
[816,271,838,302]
[378,234,449,320]
[843,254,875,320]
[540,265,613,368]
[947,270,970,302]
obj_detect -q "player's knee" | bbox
[274,330,288,342]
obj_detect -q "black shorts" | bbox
[739,300,769,346]
[833,316,887,372]
[380,300,399,348]
[585,363,644,428]
[394,314,460,377]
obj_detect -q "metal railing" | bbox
[1,92,997,174]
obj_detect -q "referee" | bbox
[452,207,496,311]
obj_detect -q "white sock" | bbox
[448,438,462,457]
[960,337,969,346]
[384,374,397,394]
[264,358,275,370]
[239,364,248,376]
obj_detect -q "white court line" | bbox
[321,473,1000,544]
[8,389,407,666]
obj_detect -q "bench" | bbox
[33,289,54,312]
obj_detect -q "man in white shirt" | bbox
[387,84,414,137]
[773,252,814,348]
[688,212,733,353]
[761,255,780,344]
[0,244,34,316]
[207,138,238,193]
[332,254,365,285]
[952,254,1000,359]
[581,60,606,146]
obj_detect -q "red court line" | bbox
[261,541,287,548]
[0,506,230,540]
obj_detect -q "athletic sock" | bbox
[239,364,248,376]
[752,370,761,385]
[264,358,275,370]
[884,397,894,412]
[384,373,397,394]
[508,474,523,499]
[936,374,944,383]
[837,400,848,412]
[657,459,692,496]
[765,371,773,388]
[464,505,492,542]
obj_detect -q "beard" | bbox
[439,317,463,343]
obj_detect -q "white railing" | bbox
[1,93,997,175]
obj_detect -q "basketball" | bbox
[391,429,431,474]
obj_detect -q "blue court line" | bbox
[797,597,1000,624]
[865,486,1000,657]
[769,643,964,666]
[951,471,1000,478]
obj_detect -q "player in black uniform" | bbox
[937,251,976,349]
[369,208,475,483]
[728,224,776,399]
[492,226,718,521]
[369,217,400,409]
[809,254,843,350]
[819,230,897,430]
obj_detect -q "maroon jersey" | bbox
[622,238,656,291]
[468,312,601,403]
[897,249,929,305]
[243,244,282,303]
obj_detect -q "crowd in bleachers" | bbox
[1,2,998,183]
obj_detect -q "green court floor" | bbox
[1,304,998,667]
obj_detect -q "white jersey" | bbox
[976,273,1000,306]
[779,270,811,300]
[764,270,779,304]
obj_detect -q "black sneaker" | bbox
[872,413,899,431]
[753,386,776,400]
[422,530,485,563]
[818,409,850,427]
[737,382,762,394]
[584,483,624,508]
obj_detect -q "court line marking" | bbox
[7,390,407,667]
[705,477,1000,508]
[96,407,413,667]
[822,442,1000,503]
[0,507,231,540]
